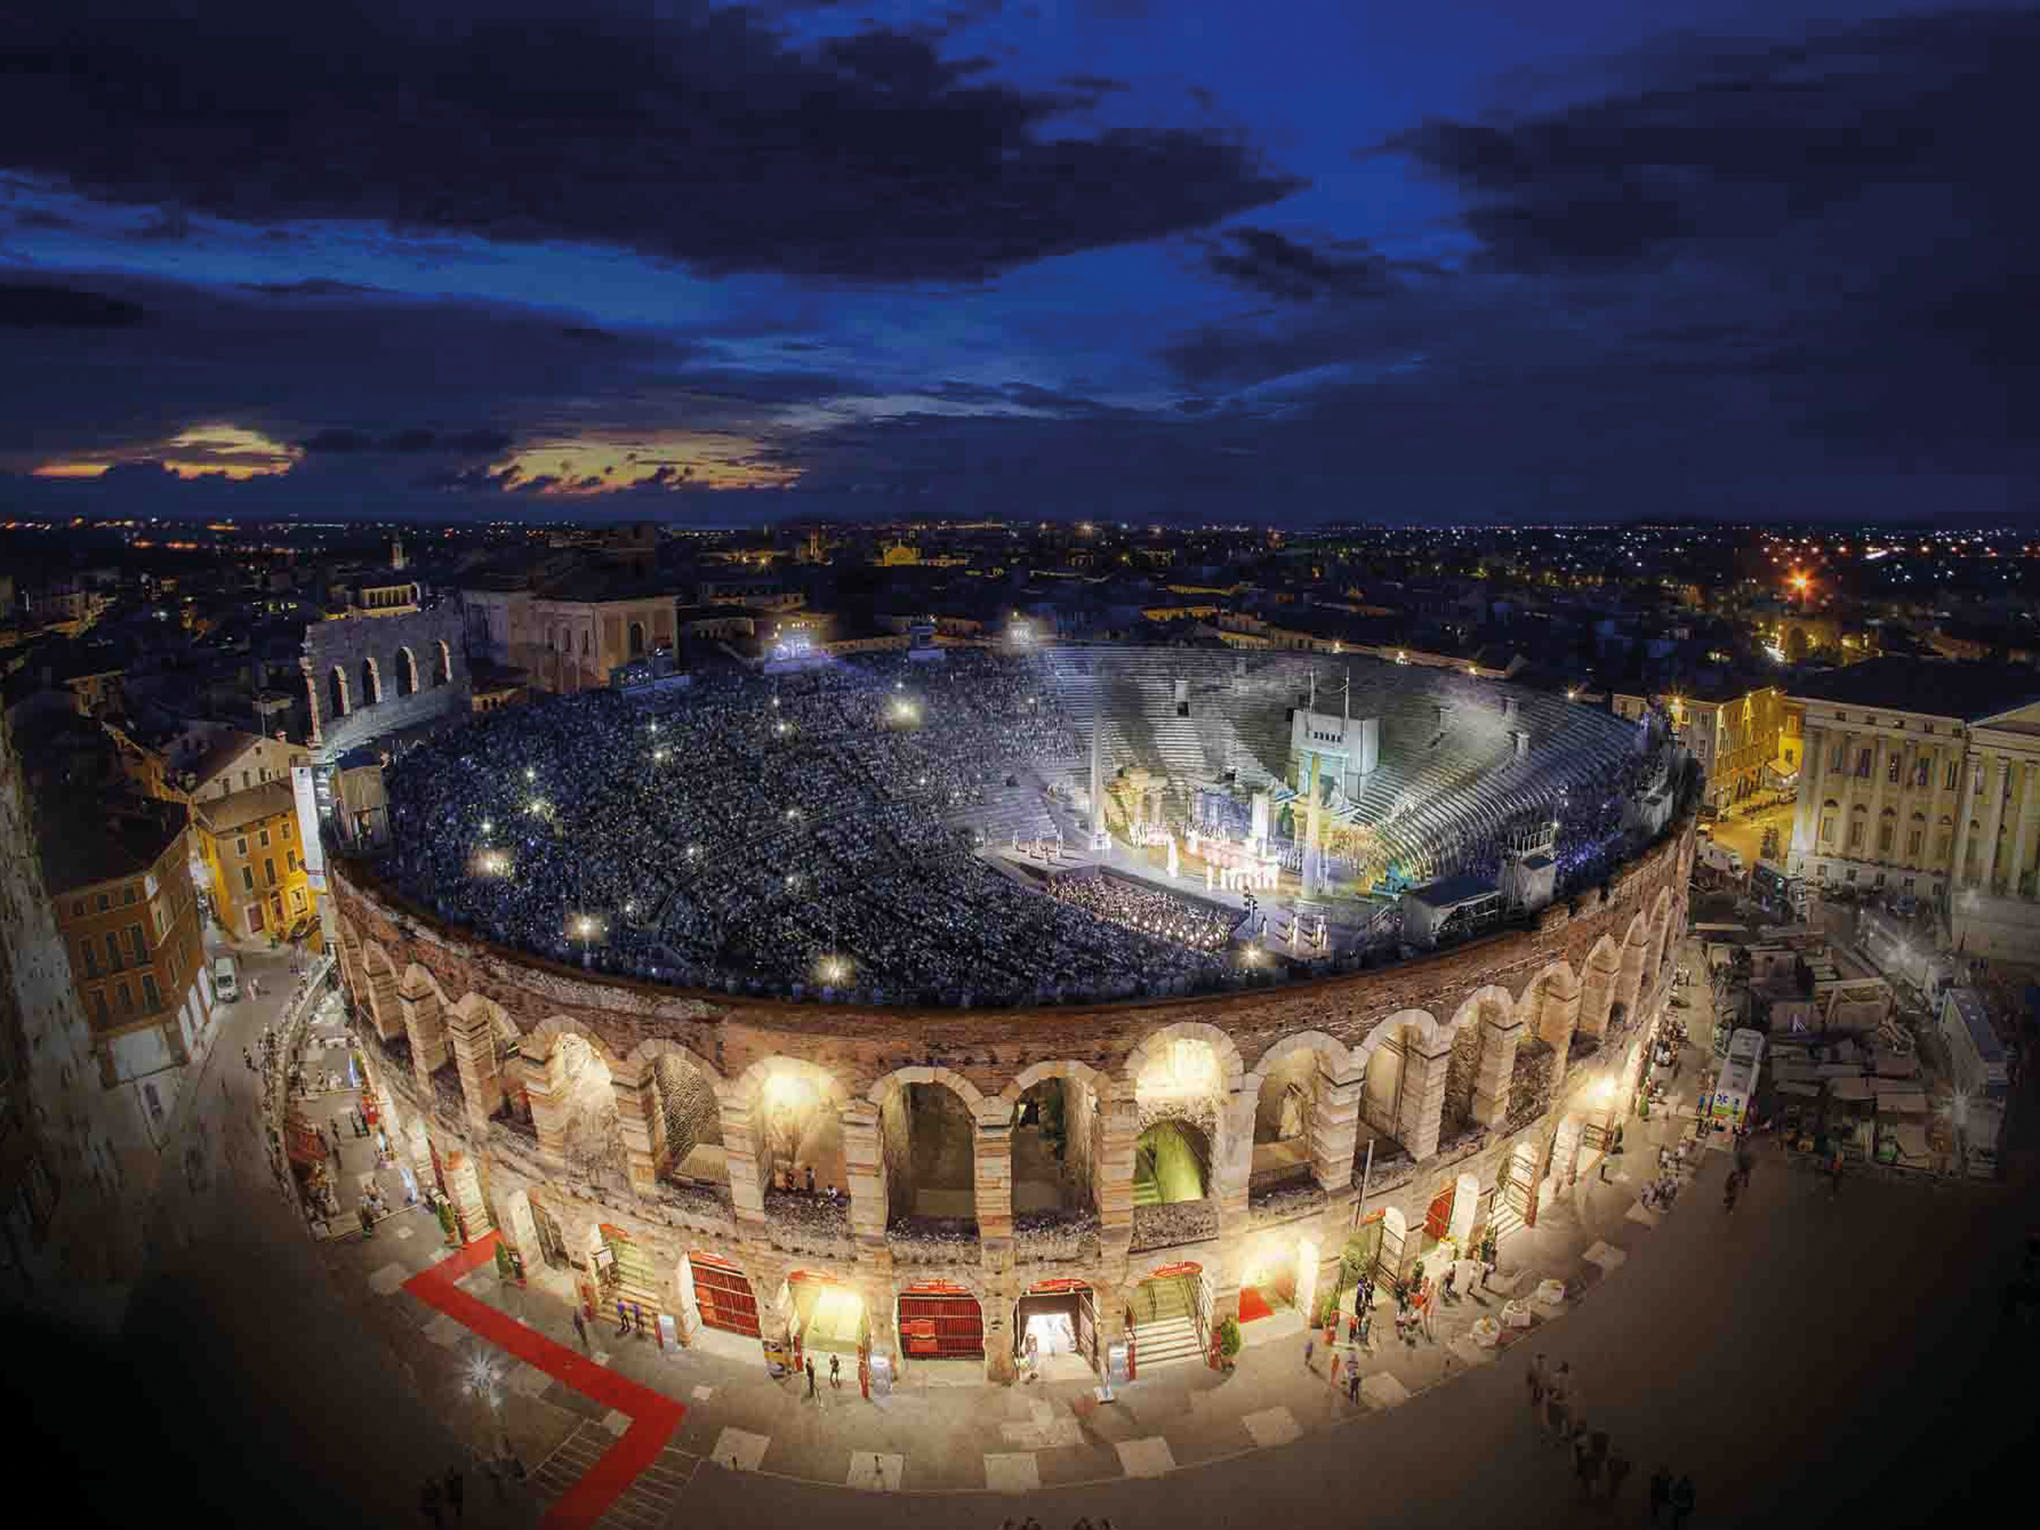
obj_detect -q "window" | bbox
[1907,828,1924,858]
[79,941,98,978]
[1856,748,1872,778]
[116,982,134,1016]
[96,893,110,913]
[104,933,123,972]
[127,923,146,964]
[290,886,307,913]
[1831,744,1847,772]
[142,973,160,1011]
[1847,816,1865,850]
[241,867,255,892]
[1887,755,1900,784]
[258,828,270,848]
[92,990,109,1024]
[1945,762,1959,791]
[1819,813,1836,845]
[236,837,248,857]
[1877,822,1895,856]
[123,885,137,905]
[1973,764,1984,795]
[282,819,292,840]
[286,850,297,872]
[264,858,278,888]
[1915,760,1931,789]
[72,899,83,917]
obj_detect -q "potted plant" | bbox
[436,1199,458,1246]
[1214,1315,1242,1372]
[494,1241,518,1284]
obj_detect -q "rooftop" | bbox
[1788,656,2040,723]
[39,794,187,895]
[197,777,295,834]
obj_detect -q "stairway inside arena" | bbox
[1131,1277,1203,1371]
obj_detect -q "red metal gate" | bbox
[688,1251,760,1338]
[897,1280,983,1359]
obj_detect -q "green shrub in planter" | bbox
[494,1242,515,1280]
[436,1200,457,1242]
[1216,1315,1242,1366]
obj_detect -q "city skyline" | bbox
[2,0,2033,526]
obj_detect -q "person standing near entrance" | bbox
[617,1298,630,1336]
[805,1358,817,1399]
[830,1353,841,1390]
[572,1310,588,1351]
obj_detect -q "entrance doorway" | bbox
[1013,1279,1097,1379]
[896,1279,983,1365]
[530,1196,568,1269]
[683,1250,759,1337]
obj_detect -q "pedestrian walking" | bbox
[830,1353,841,1389]
[1670,1473,1696,1527]
[1545,1362,1571,1441]
[359,1204,375,1238]
[1442,1263,1457,1301]
[1606,1447,1632,1505]
[1574,1428,1601,1498]
[1346,1367,1361,1405]
[617,1299,630,1335]
[419,1477,443,1528]
[1303,1335,1315,1372]
[1329,1347,1341,1387]
[805,1164,816,1194]
[1649,1465,1673,1523]
[572,1310,588,1350]
[632,1301,645,1335]
[805,1358,817,1399]
[1527,1353,1548,1412]
[444,1466,464,1522]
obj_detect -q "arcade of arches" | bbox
[330,830,1689,1386]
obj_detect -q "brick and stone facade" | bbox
[303,607,471,762]
[331,820,1692,1384]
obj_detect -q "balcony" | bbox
[1248,1176,1326,1226]
[1012,1207,1102,1265]
[763,1187,852,1259]
[885,1213,980,1266]
[1129,1197,1217,1254]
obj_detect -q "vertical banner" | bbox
[292,765,327,890]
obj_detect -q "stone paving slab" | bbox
[983,1452,1039,1492]
[1626,1202,1662,1227]
[1361,1371,1411,1410]
[711,1428,770,1472]
[1583,1241,1628,1270]
[1241,1405,1302,1448]
[845,1451,902,1491]
[367,1261,410,1295]
[1115,1435,1177,1477]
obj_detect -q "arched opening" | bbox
[895,1277,981,1374]
[394,645,418,698]
[1127,1261,1209,1376]
[358,656,380,708]
[1496,1138,1541,1237]
[1251,1048,1319,1189]
[435,639,453,687]
[1012,1074,1095,1215]
[1238,1230,1321,1327]
[755,1065,845,1195]
[1133,1118,1209,1205]
[552,1032,625,1192]
[782,1271,869,1379]
[1013,1278,1099,1379]
[628,620,646,658]
[592,1221,663,1333]
[652,1053,726,1186]
[879,1078,977,1224]
[326,665,349,719]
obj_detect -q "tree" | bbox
[1785,627,1810,665]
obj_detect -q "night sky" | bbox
[1,1,2032,525]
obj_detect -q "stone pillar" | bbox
[1396,1035,1451,1161]
[615,1063,659,1196]
[2010,762,2039,898]
[840,1101,889,1253]
[1790,722,1825,869]
[522,1047,568,1172]
[446,1004,505,1134]
[1613,936,1646,1036]
[1578,955,1616,1042]
[973,1109,1014,1242]
[1470,1008,1524,1130]
[361,967,402,1041]
[439,1142,494,1241]
[397,979,448,1095]
[1980,755,2010,892]
[1308,1066,1364,1192]
[1952,749,1980,885]
[1094,1093,1137,1259]
[721,1090,767,1235]
[1215,1086,1256,1229]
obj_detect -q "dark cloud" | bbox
[239,278,380,297]
[297,428,374,453]
[0,282,149,328]
[1,0,1300,281]
[1203,227,1404,302]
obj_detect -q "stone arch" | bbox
[864,1065,989,1115]
[630,1041,729,1187]
[326,664,350,719]
[1521,961,1580,1052]
[358,655,381,708]
[520,1013,626,1072]
[999,1057,1112,1111]
[1122,1020,1246,1094]
[1242,1029,1351,1091]
[1445,984,1516,1134]
[1355,1008,1438,1147]
[732,1057,849,1194]
[628,619,647,658]
[393,645,419,698]
[1133,1115,1211,1203]
[1578,933,1622,1042]
[1648,886,1676,976]
[871,1068,982,1223]
[1613,910,1652,1034]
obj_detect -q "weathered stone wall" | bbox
[303,606,471,762]
[654,1053,720,1167]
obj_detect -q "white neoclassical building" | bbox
[1785,657,2040,959]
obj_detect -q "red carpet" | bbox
[404,1234,685,1530]
[1237,1284,1275,1324]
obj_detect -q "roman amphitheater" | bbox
[331,646,1696,1386]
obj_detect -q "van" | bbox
[213,955,240,1003]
